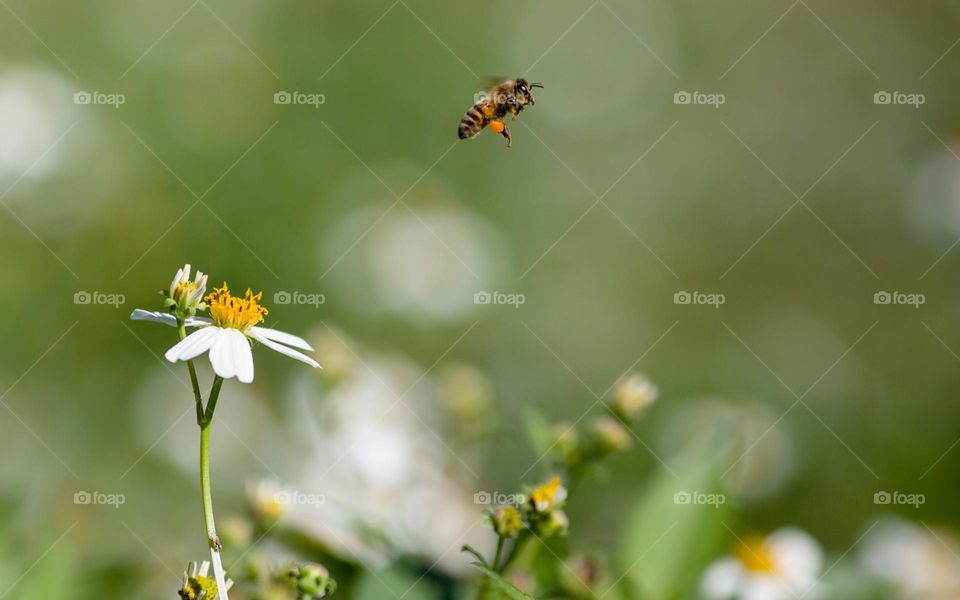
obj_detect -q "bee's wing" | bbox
[483,76,510,92]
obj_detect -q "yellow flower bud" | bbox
[492,506,523,538]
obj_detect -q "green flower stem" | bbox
[499,531,530,572]
[199,375,228,598]
[176,320,204,425]
[492,536,505,571]
[476,535,508,600]
[176,317,229,597]
[199,376,223,549]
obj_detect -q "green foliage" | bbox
[469,562,535,600]
[524,408,554,458]
[617,436,735,600]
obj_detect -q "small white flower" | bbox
[859,519,960,599]
[132,283,319,383]
[612,373,658,419]
[166,263,208,315]
[700,527,824,600]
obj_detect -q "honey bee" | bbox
[458,78,543,148]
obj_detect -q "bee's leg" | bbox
[502,125,512,147]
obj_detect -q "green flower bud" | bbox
[280,562,337,599]
[164,264,208,319]
[592,416,632,453]
[538,509,569,538]
[492,506,523,538]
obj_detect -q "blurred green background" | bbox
[2,0,960,597]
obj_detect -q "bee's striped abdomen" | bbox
[458,103,487,140]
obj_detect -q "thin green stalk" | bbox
[499,531,531,572]
[199,375,229,598]
[492,536,505,571]
[175,319,229,597]
[199,376,223,548]
[176,320,204,425]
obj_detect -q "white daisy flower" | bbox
[700,527,824,600]
[132,283,319,384]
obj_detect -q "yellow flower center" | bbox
[180,576,218,599]
[175,280,199,296]
[737,535,778,574]
[205,283,268,332]
[531,475,562,510]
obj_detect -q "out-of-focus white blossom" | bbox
[700,527,824,600]
[278,352,492,574]
[859,519,960,599]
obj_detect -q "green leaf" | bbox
[470,562,536,600]
[461,543,489,567]
[617,434,736,600]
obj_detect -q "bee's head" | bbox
[515,78,543,105]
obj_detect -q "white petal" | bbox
[131,309,211,328]
[768,528,822,585]
[164,327,222,363]
[249,330,320,368]
[250,326,314,350]
[209,329,253,383]
[742,576,793,600]
[130,309,178,326]
[169,267,185,296]
[233,331,254,383]
[700,557,743,599]
[208,329,237,380]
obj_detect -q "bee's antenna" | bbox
[531,82,544,88]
